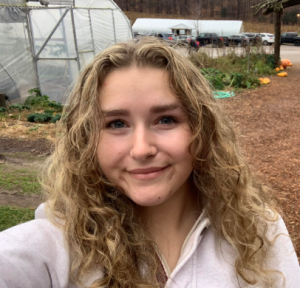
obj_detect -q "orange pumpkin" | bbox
[281,60,289,69]
[281,59,291,65]
[277,72,287,77]
[259,77,270,84]
[275,67,280,71]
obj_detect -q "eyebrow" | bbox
[150,103,181,114]
[102,103,181,117]
[102,109,129,117]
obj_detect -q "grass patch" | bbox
[2,152,46,162]
[0,165,41,194]
[0,206,34,232]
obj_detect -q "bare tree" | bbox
[174,0,181,15]
[187,0,202,35]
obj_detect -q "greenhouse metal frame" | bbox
[0,0,133,103]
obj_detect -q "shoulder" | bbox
[202,212,300,287]
[0,203,75,288]
[0,203,66,253]
[264,214,300,287]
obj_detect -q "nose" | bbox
[129,126,157,161]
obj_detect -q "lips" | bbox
[128,166,170,180]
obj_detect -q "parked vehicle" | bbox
[258,33,275,45]
[177,35,196,43]
[280,32,300,46]
[156,33,175,41]
[196,33,228,47]
[177,35,189,43]
[227,34,250,47]
[241,33,262,45]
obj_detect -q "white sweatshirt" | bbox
[0,203,299,288]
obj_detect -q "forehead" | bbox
[99,67,179,110]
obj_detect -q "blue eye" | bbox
[107,120,127,129]
[158,117,176,125]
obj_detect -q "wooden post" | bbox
[0,93,7,110]
[274,8,283,67]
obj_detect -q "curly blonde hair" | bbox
[42,38,281,287]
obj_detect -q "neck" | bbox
[143,185,200,233]
[139,182,201,272]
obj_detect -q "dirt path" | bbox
[0,138,52,208]
[0,193,44,208]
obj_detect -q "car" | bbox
[177,35,196,43]
[280,32,300,46]
[133,33,149,40]
[156,33,175,41]
[258,33,275,45]
[227,34,250,47]
[186,36,196,42]
[196,33,228,47]
[177,35,189,43]
[241,33,262,45]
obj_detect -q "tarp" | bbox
[0,0,132,103]
[133,18,244,37]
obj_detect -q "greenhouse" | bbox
[0,0,133,103]
[133,18,244,37]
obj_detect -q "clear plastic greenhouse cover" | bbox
[0,0,133,103]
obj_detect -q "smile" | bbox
[128,166,170,180]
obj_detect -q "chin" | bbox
[134,198,166,207]
[125,189,168,207]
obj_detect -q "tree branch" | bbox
[252,0,300,16]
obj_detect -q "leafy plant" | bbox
[50,114,61,123]
[24,94,50,107]
[26,112,53,123]
[26,112,61,123]
[229,72,244,88]
[9,105,23,111]
[0,107,5,112]
[245,77,261,89]
[201,68,226,90]
[189,48,278,90]
[43,110,54,115]
[263,54,276,69]
[24,88,63,114]
[8,105,31,111]
[28,88,42,97]
[25,88,50,108]
[48,102,63,111]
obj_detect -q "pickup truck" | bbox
[196,33,228,47]
[281,32,300,46]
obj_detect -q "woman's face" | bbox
[97,66,194,207]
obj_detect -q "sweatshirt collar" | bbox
[158,210,211,278]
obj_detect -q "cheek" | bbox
[165,130,192,159]
[96,136,126,173]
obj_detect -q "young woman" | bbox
[0,39,299,288]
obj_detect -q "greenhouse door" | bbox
[29,7,80,103]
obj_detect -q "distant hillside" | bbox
[114,0,300,26]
